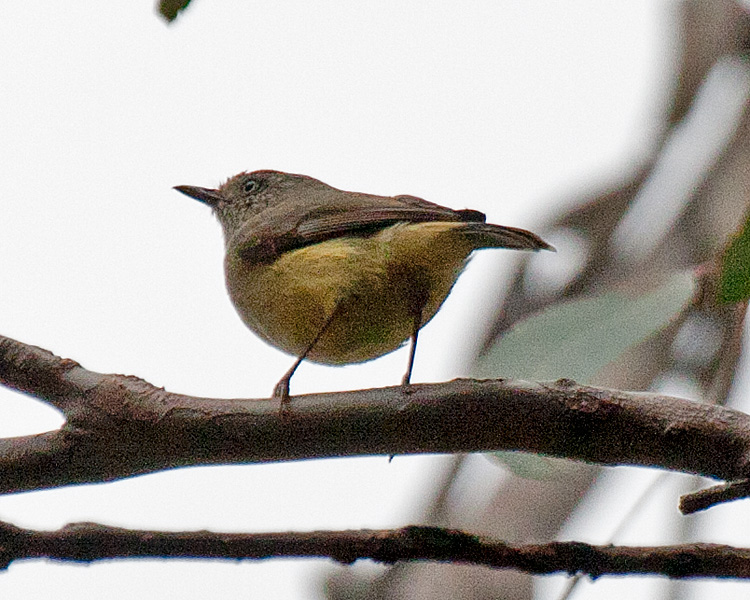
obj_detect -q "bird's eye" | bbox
[243,179,260,193]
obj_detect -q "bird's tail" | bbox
[463,222,554,251]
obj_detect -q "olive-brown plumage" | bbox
[175,170,551,403]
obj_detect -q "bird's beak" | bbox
[173,185,223,207]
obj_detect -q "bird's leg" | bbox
[401,287,428,388]
[390,288,427,462]
[273,305,341,413]
[401,317,420,387]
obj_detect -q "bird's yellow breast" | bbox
[224,221,475,364]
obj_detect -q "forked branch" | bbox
[2,334,750,512]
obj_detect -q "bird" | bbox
[174,170,552,407]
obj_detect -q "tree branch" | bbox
[680,479,750,514]
[3,334,750,507]
[1,521,750,578]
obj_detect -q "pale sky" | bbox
[0,2,679,598]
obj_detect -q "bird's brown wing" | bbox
[233,192,549,265]
[233,193,487,265]
[295,202,486,240]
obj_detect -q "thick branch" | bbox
[2,334,750,499]
[1,521,749,579]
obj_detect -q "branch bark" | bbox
[1,521,750,579]
[2,334,750,506]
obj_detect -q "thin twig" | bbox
[1,521,750,578]
[680,479,750,514]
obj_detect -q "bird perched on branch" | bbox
[175,170,552,407]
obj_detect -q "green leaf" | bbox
[486,452,560,480]
[474,270,696,384]
[158,0,192,23]
[478,271,695,479]
[719,215,750,304]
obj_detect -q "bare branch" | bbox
[3,334,750,502]
[680,479,750,514]
[1,521,750,579]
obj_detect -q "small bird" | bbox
[175,170,551,406]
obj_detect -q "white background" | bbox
[0,1,680,598]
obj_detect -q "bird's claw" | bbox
[273,378,292,417]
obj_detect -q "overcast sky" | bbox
[0,2,671,598]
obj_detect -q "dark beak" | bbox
[173,185,223,207]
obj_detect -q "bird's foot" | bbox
[272,377,292,418]
[400,374,416,395]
